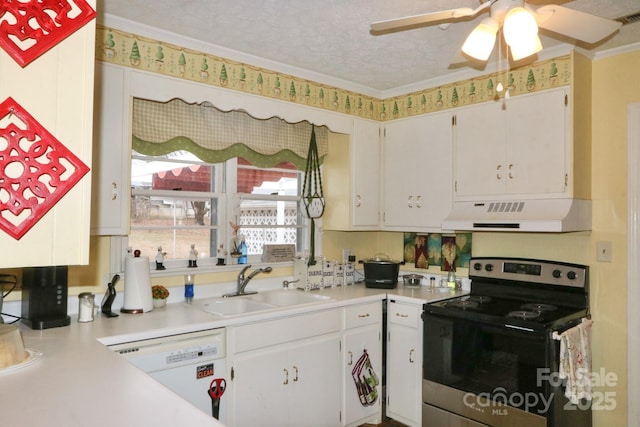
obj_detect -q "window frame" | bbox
[126,154,312,273]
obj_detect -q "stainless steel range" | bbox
[422,257,591,427]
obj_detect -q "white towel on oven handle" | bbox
[553,318,593,404]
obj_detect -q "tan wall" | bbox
[589,48,640,427]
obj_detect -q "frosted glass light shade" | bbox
[461,18,499,61]
[509,34,542,60]
[503,7,542,60]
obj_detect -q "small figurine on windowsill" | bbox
[229,221,247,264]
[188,243,198,268]
[155,246,166,270]
[216,244,227,266]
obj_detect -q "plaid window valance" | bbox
[132,97,328,169]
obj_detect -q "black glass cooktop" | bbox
[426,294,588,332]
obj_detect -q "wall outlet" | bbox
[596,240,613,262]
[342,248,353,263]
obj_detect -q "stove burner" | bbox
[507,310,541,320]
[521,303,558,312]
[469,295,492,304]
[446,299,479,310]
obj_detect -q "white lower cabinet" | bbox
[227,309,342,427]
[342,302,383,426]
[386,300,424,427]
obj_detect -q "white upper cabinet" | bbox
[453,87,570,200]
[0,7,96,268]
[91,63,130,235]
[324,118,381,231]
[351,119,381,228]
[382,111,453,232]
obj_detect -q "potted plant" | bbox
[151,285,170,308]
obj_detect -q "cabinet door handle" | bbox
[508,163,514,179]
[348,351,353,366]
[407,195,413,208]
[416,195,422,208]
[358,313,370,318]
[293,365,299,382]
[283,368,289,385]
[395,312,409,318]
[111,182,118,200]
[409,349,415,364]
[355,195,362,207]
[496,165,502,180]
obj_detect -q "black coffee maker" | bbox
[21,266,70,329]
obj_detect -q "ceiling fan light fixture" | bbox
[503,7,542,60]
[509,34,542,60]
[461,18,499,61]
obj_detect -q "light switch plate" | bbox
[596,241,613,262]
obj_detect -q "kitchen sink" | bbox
[197,298,276,316]
[251,290,333,306]
[195,290,335,317]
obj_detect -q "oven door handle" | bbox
[505,324,535,332]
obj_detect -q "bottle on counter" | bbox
[78,292,95,322]
[184,274,195,304]
[238,239,247,265]
[447,268,457,289]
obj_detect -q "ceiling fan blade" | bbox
[534,5,622,44]
[371,3,489,34]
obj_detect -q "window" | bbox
[129,152,306,263]
[128,97,327,267]
[234,158,304,256]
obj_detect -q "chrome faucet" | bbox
[224,265,272,297]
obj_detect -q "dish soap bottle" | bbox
[447,267,457,289]
[238,236,247,265]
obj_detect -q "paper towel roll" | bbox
[122,256,153,313]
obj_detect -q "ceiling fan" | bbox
[370,0,622,61]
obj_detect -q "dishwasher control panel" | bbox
[108,328,225,372]
[165,343,220,365]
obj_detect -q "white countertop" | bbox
[0,282,465,427]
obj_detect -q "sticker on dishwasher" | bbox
[197,363,214,379]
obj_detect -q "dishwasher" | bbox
[108,328,226,422]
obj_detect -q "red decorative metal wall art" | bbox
[0,97,90,240]
[0,0,96,67]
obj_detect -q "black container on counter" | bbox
[362,254,401,289]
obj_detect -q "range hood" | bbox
[442,199,592,232]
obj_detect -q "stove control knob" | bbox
[552,269,562,278]
[567,271,577,280]
[473,262,483,271]
[485,264,493,272]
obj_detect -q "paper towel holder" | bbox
[121,249,154,314]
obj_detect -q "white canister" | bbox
[78,292,95,322]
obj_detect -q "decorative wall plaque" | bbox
[0,97,89,240]
[0,0,96,67]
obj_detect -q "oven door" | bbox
[423,312,550,416]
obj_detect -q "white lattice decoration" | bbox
[239,206,298,254]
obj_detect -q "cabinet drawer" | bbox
[388,302,421,328]
[344,302,381,329]
[230,308,341,353]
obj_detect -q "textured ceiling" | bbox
[99,0,640,95]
